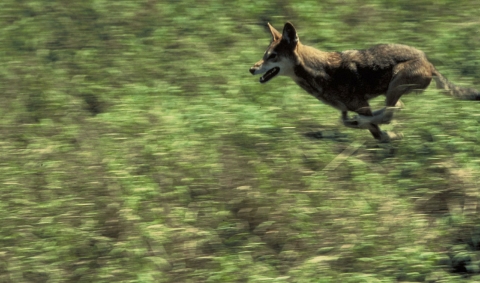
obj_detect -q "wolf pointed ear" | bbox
[267,23,281,41]
[282,22,299,45]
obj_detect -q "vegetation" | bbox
[1,0,480,282]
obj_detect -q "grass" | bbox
[1,0,480,282]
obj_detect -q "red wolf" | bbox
[249,22,480,142]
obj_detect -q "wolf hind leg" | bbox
[378,61,433,123]
[342,108,403,142]
[342,100,400,128]
[342,111,372,129]
[343,108,393,129]
[369,106,397,125]
[342,110,388,141]
[354,80,429,126]
[371,100,404,123]
[355,60,433,126]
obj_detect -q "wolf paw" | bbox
[343,115,372,129]
[349,115,375,129]
[342,118,359,129]
[372,107,397,125]
[379,131,403,143]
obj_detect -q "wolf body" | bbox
[249,22,480,141]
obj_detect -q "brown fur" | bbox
[249,22,480,141]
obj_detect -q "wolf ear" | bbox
[267,23,281,41]
[282,22,298,45]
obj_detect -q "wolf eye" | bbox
[267,53,277,60]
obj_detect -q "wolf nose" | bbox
[249,67,256,75]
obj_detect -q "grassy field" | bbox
[1,0,480,282]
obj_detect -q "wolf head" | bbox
[249,22,299,83]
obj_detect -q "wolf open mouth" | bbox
[259,67,280,83]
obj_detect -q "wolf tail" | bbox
[431,67,480,100]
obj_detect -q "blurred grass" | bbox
[0,0,480,282]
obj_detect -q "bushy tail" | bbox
[431,67,480,100]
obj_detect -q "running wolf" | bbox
[249,22,480,142]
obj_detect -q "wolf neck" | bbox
[293,45,328,86]
[292,43,342,107]
[298,44,337,69]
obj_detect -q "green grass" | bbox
[1,0,480,282]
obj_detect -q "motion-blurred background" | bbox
[1,1,480,282]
